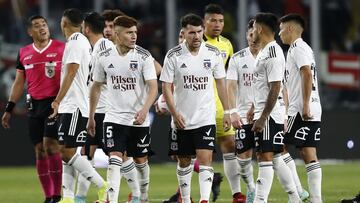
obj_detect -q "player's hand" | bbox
[49,100,59,119]
[230,112,243,129]
[86,117,96,137]
[173,112,185,129]
[302,104,313,120]
[133,108,147,125]
[1,112,11,129]
[246,107,254,124]
[154,101,169,115]
[223,113,231,132]
[252,116,266,133]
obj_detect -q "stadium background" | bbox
[0,1,359,202]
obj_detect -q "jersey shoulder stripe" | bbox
[167,45,182,58]
[233,48,247,58]
[269,46,277,58]
[205,43,220,55]
[135,45,151,60]
[99,40,106,51]
[70,34,79,41]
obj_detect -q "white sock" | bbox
[68,153,104,188]
[108,155,122,203]
[199,165,214,201]
[282,153,304,194]
[223,153,241,195]
[135,161,150,201]
[121,158,140,197]
[238,157,255,192]
[254,161,274,202]
[177,164,193,203]
[62,161,76,198]
[306,162,322,203]
[273,154,300,202]
[75,156,92,198]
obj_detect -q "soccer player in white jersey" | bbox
[49,9,107,203]
[227,19,260,203]
[160,13,231,203]
[70,12,108,203]
[87,15,158,203]
[279,13,323,203]
[251,13,301,203]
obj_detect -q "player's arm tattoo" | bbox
[260,81,281,119]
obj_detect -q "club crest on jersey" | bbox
[203,59,211,70]
[129,60,138,71]
[45,62,56,78]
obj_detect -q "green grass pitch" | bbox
[0,162,359,203]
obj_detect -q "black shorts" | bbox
[254,117,284,153]
[103,122,150,158]
[58,109,88,148]
[235,124,255,154]
[168,125,216,156]
[27,97,58,145]
[284,113,321,148]
[83,113,107,157]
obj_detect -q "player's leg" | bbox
[301,147,322,203]
[236,125,256,203]
[60,110,107,202]
[74,145,92,203]
[29,117,53,203]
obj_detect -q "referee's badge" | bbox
[203,59,211,70]
[45,62,56,78]
[129,60,138,71]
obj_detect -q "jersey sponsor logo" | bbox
[205,128,212,136]
[183,75,209,91]
[46,53,58,58]
[129,60,138,71]
[137,143,150,147]
[203,59,211,70]
[24,54,33,61]
[111,75,137,91]
[242,73,253,87]
[140,134,147,143]
[45,62,56,78]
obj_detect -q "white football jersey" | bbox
[93,45,157,127]
[285,38,322,121]
[160,42,225,130]
[59,32,92,117]
[253,41,285,124]
[227,47,256,124]
[90,38,113,114]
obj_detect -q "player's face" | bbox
[279,22,291,45]
[247,27,260,50]
[252,21,262,44]
[204,13,224,38]
[29,18,50,42]
[104,20,115,42]
[184,25,203,49]
[115,25,137,49]
[178,30,185,44]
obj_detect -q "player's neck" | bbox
[90,34,103,47]
[250,47,260,58]
[290,34,302,45]
[116,44,132,56]
[260,35,275,49]
[65,28,80,40]
[33,39,50,51]
[204,33,218,40]
[185,42,200,55]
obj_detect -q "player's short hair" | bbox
[254,12,279,33]
[279,13,306,29]
[101,9,125,22]
[84,12,105,34]
[204,4,224,15]
[63,8,83,27]
[181,13,203,28]
[113,15,138,28]
[248,18,255,30]
[27,15,47,28]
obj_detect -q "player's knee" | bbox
[177,156,191,167]
[34,143,46,159]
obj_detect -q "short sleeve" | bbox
[213,53,226,79]
[143,56,157,81]
[15,52,25,71]
[159,55,175,83]
[226,56,238,80]
[64,40,82,65]
[293,46,312,69]
[92,54,106,83]
[267,49,285,83]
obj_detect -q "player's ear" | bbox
[27,27,33,38]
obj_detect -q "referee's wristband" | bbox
[5,101,16,113]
